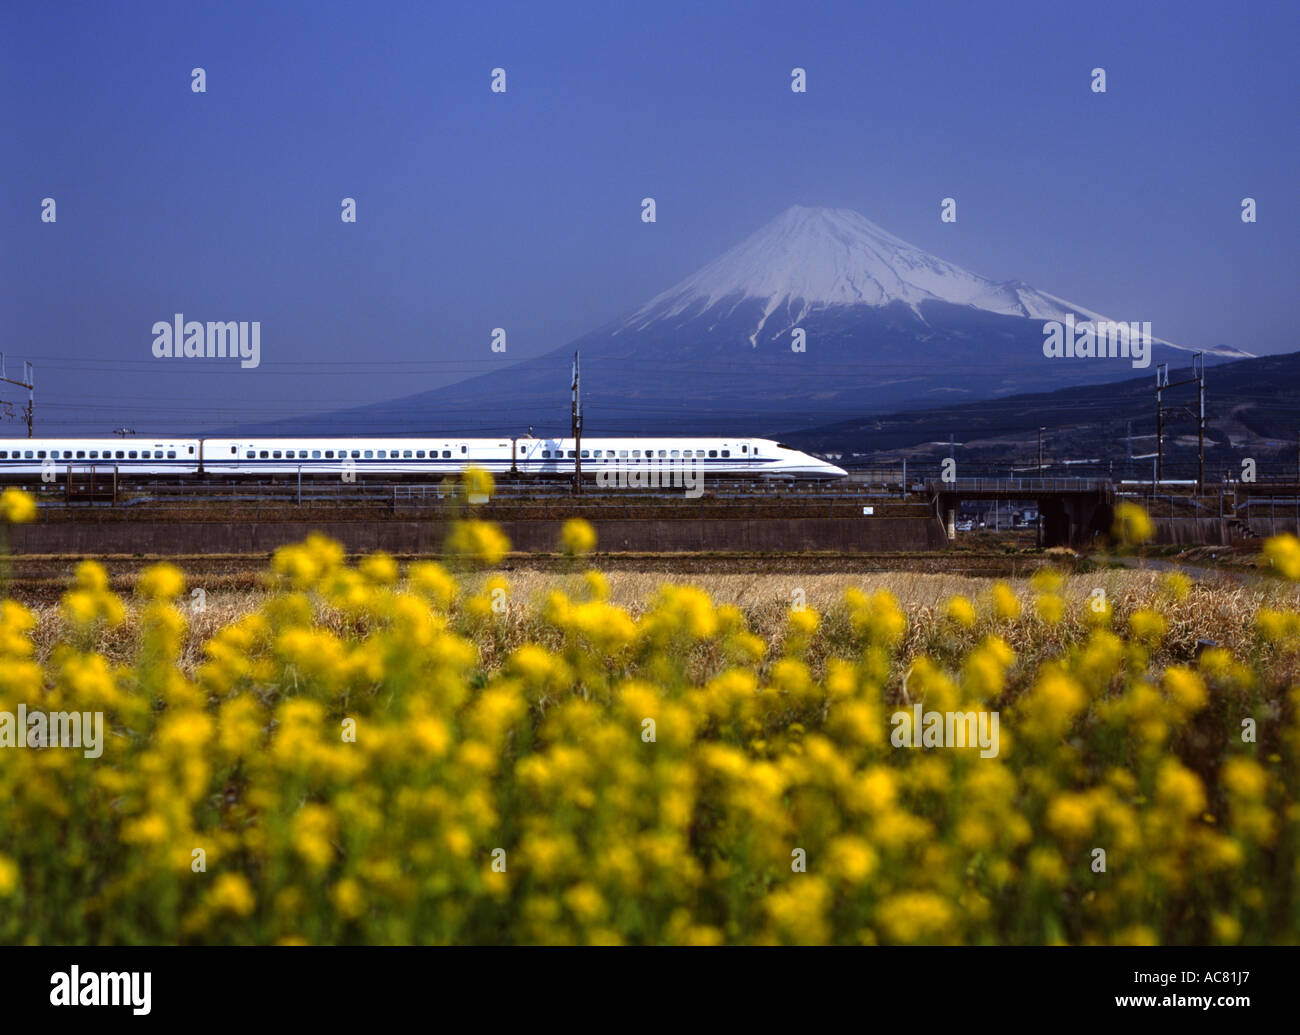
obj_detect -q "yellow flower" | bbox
[559,518,597,557]
[945,595,976,628]
[1046,792,1096,842]
[1263,534,1300,579]
[990,582,1021,620]
[209,873,256,917]
[1128,609,1168,647]
[463,465,495,499]
[1112,502,1153,545]
[877,891,955,944]
[788,606,820,638]
[330,878,366,920]
[0,854,18,896]
[0,487,36,523]
[1163,666,1207,714]
[1155,760,1206,819]
[765,877,831,944]
[408,561,457,609]
[446,520,510,566]
[1221,757,1267,800]
[73,559,110,593]
[291,804,337,872]
[135,563,185,600]
[358,551,399,585]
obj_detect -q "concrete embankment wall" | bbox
[11,515,947,555]
[1153,516,1300,545]
[1153,518,1231,546]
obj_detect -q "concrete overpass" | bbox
[927,478,1116,548]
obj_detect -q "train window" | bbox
[403,450,412,458]
[89,451,98,459]
[25,451,34,459]
[442,450,451,458]
[324,450,334,459]
[246,451,255,458]
[416,450,425,459]
[363,450,373,459]
[189,446,195,454]
[312,451,322,459]
[541,450,550,458]
[231,447,238,455]
[618,450,627,458]
[37,451,47,459]
[113,451,123,459]
[259,451,269,458]
[167,451,176,459]
[127,451,137,459]
[592,450,601,458]
[742,445,748,453]
[376,450,386,459]
[0,451,6,459]
[671,450,680,458]
[461,446,467,454]
[350,450,360,458]
[721,450,730,457]
[632,450,640,458]
[656,450,666,458]
[273,451,282,459]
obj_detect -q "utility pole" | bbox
[1196,352,1206,493]
[1154,355,1203,488]
[570,351,582,495]
[1037,427,1044,478]
[0,355,34,437]
[1155,363,1167,485]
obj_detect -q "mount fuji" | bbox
[621,205,1180,350]
[251,205,1252,436]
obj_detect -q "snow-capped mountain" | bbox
[622,205,1199,353]
[244,206,1252,437]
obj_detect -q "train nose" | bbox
[829,464,848,479]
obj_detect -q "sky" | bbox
[1,0,1296,435]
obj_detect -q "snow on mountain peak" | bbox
[622,205,1196,351]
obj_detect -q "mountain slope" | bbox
[232,206,1252,437]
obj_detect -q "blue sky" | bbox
[1,0,1296,433]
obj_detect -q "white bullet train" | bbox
[0,436,847,481]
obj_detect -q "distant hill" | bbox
[782,350,1300,481]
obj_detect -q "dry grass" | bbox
[24,563,1300,691]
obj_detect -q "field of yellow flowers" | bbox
[1,482,1299,945]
